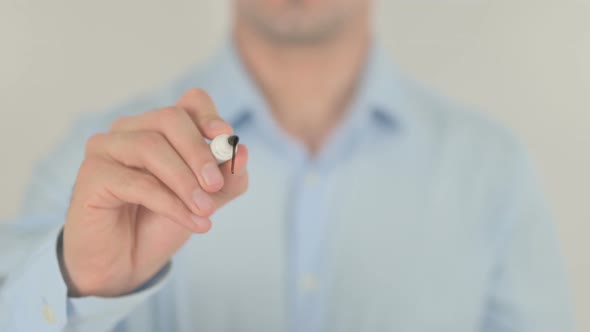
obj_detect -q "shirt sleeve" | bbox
[0,223,171,332]
[19,113,102,219]
[480,142,576,332]
[1,108,171,331]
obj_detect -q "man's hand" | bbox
[62,89,249,297]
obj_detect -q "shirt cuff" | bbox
[1,226,172,332]
[66,262,171,331]
[0,226,69,331]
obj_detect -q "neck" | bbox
[233,12,371,154]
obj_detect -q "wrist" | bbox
[56,229,83,297]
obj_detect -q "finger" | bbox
[86,132,215,217]
[83,158,211,234]
[175,88,233,139]
[210,144,249,208]
[110,107,225,193]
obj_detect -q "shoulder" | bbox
[398,76,527,170]
[394,76,544,230]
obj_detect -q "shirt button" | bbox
[42,304,56,324]
[304,172,319,186]
[301,273,319,292]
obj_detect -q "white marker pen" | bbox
[210,134,240,174]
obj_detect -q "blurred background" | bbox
[1,0,588,329]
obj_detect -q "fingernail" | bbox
[193,189,214,212]
[209,120,228,131]
[191,215,209,229]
[201,162,223,188]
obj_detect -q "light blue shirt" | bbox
[0,41,575,332]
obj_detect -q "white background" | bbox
[1,0,588,329]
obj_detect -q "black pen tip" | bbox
[228,135,239,174]
[228,135,239,146]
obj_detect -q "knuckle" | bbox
[129,172,158,193]
[78,157,103,179]
[157,107,186,128]
[158,106,178,119]
[187,138,214,161]
[84,133,107,155]
[164,196,185,216]
[110,116,130,132]
[169,171,195,193]
[185,88,212,102]
[137,132,165,150]
[153,187,185,218]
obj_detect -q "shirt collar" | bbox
[350,41,411,133]
[197,39,266,130]
[200,38,409,133]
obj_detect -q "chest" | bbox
[164,145,498,331]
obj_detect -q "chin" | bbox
[236,0,366,44]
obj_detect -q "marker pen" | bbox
[210,134,240,174]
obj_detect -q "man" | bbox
[0,0,575,331]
